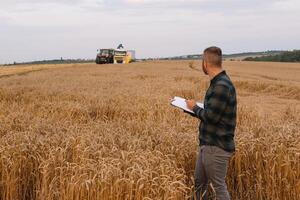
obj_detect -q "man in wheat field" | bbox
[186,46,237,200]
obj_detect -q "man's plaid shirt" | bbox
[192,71,237,152]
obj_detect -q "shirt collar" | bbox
[211,70,226,84]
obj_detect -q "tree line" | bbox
[243,50,300,62]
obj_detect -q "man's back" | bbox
[193,70,237,152]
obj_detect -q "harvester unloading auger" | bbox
[95,44,135,64]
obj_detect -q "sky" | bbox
[0,0,300,64]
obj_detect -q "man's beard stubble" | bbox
[202,60,208,75]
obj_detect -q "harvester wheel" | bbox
[96,57,101,64]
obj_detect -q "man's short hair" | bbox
[203,46,222,67]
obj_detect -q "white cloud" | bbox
[271,0,300,11]
[124,0,206,4]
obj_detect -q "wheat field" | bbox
[0,60,299,200]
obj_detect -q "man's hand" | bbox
[186,99,197,110]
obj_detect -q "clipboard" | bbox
[170,96,204,114]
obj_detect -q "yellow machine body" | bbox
[113,50,133,64]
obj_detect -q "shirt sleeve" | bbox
[183,110,197,118]
[192,85,230,124]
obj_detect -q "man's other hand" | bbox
[186,99,196,110]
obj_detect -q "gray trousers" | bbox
[194,145,232,200]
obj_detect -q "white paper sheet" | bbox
[170,96,204,114]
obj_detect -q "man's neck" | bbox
[208,68,224,80]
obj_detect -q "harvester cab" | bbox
[114,50,127,64]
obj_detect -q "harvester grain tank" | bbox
[127,50,136,61]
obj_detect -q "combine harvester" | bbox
[95,44,135,64]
